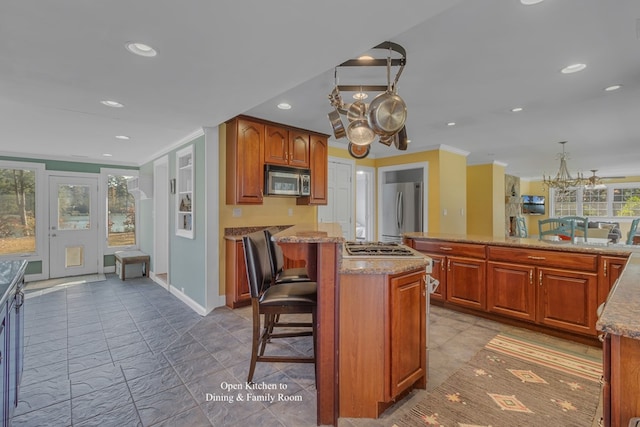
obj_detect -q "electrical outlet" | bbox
[181,287,184,293]
[443,208,448,216]
[232,208,242,217]
[288,208,293,216]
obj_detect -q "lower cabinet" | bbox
[225,239,251,308]
[446,256,486,310]
[339,268,426,418]
[602,333,640,427]
[487,261,598,335]
[598,255,628,306]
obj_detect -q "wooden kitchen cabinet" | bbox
[411,241,486,310]
[598,255,628,306]
[339,268,426,418]
[297,134,328,205]
[603,333,640,427]
[264,126,310,168]
[487,261,536,322]
[226,117,265,204]
[224,239,251,308]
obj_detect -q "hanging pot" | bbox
[378,133,394,146]
[347,101,367,123]
[394,125,409,150]
[368,58,407,136]
[346,118,376,146]
[327,109,346,139]
[347,142,370,159]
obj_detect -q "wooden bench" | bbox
[114,250,150,281]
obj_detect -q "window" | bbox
[106,172,137,248]
[551,183,640,219]
[0,166,36,255]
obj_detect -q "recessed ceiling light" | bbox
[102,153,113,157]
[604,84,622,92]
[353,92,368,100]
[125,42,157,57]
[511,107,524,112]
[520,0,544,5]
[100,100,124,108]
[447,122,456,127]
[561,63,587,74]
[115,135,130,140]
[277,102,292,110]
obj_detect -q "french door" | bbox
[49,176,99,278]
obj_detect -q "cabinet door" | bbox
[487,261,536,322]
[235,119,264,204]
[428,254,446,302]
[298,135,328,205]
[389,271,426,398]
[446,256,486,310]
[264,125,289,166]
[288,130,310,168]
[235,241,251,302]
[224,240,251,308]
[598,256,627,306]
[537,267,597,335]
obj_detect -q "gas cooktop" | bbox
[343,241,418,257]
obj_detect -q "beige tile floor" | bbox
[16,275,601,426]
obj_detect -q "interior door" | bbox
[317,159,353,239]
[49,176,99,278]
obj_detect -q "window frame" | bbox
[0,160,46,261]
[100,168,140,255]
[549,181,640,223]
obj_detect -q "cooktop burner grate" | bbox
[344,241,415,257]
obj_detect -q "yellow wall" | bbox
[467,163,505,236]
[438,150,467,234]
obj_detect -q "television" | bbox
[522,195,545,215]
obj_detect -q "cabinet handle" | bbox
[603,260,607,277]
[598,333,608,342]
[441,260,444,271]
[447,259,451,272]
[440,247,453,251]
[539,270,542,286]
[529,269,533,285]
[527,255,546,260]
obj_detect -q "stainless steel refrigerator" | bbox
[381,182,423,242]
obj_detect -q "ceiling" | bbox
[2,0,640,180]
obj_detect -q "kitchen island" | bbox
[271,224,430,425]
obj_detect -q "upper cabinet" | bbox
[226,115,327,205]
[226,117,265,205]
[176,145,194,238]
[264,126,310,168]
[297,134,328,205]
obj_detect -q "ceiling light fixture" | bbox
[353,92,368,100]
[604,84,622,92]
[511,107,523,112]
[102,153,113,157]
[520,0,544,5]
[585,170,606,190]
[115,135,130,140]
[543,141,585,192]
[277,102,292,110]
[447,122,456,126]
[561,63,586,74]
[125,42,157,57]
[100,100,124,108]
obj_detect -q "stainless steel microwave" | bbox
[264,165,311,197]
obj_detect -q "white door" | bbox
[153,157,169,284]
[49,176,99,278]
[318,159,354,240]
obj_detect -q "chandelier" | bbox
[542,141,585,192]
[326,41,408,159]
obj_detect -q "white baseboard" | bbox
[168,286,207,316]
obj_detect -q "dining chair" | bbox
[560,216,588,241]
[538,218,576,240]
[242,231,317,383]
[514,216,528,238]
[626,218,640,245]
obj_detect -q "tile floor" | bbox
[15,274,602,426]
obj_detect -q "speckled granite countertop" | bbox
[270,223,345,243]
[405,232,640,340]
[340,255,430,275]
[404,232,638,256]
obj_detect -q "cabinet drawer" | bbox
[487,246,597,272]
[413,240,486,259]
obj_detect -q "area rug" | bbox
[24,273,106,297]
[394,332,602,427]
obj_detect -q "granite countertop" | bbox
[596,252,640,339]
[340,255,430,275]
[0,260,27,307]
[271,223,345,243]
[405,232,640,340]
[404,232,640,256]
